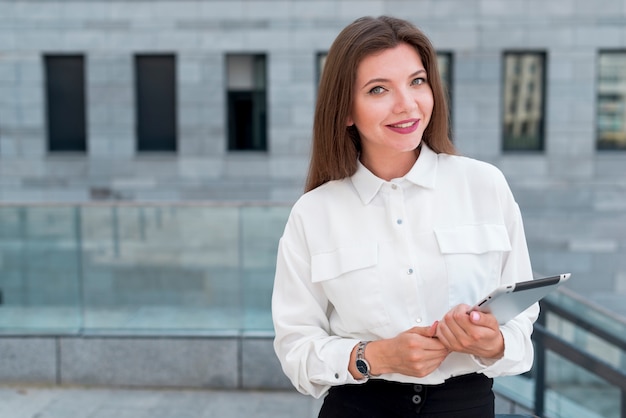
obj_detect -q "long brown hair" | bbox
[305,16,456,192]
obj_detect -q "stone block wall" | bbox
[0,335,292,390]
[0,1,625,315]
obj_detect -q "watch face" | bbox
[356,359,368,375]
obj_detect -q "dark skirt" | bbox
[318,373,494,418]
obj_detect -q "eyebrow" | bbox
[361,69,427,89]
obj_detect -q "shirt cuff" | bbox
[470,327,516,369]
[316,338,365,386]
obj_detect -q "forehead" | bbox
[355,43,424,82]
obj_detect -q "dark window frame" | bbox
[44,54,87,152]
[596,49,626,151]
[436,51,454,140]
[226,53,268,152]
[501,50,547,152]
[316,51,328,88]
[134,53,178,153]
[316,51,454,138]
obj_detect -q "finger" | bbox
[404,325,450,354]
[445,308,472,338]
[407,323,438,338]
[469,310,499,329]
[437,310,474,351]
[470,311,480,322]
[434,324,451,348]
[427,320,439,337]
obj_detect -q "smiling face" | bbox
[347,42,434,178]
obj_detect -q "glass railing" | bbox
[1,203,625,417]
[495,287,626,418]
[0,203,291,335]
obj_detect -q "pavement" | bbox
[0,385,324,418]
[0,385,535,418]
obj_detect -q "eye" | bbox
[368,86,386,95]
[412,77,427,86]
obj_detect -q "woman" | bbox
[272,16,538,417]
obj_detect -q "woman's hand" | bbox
[351,323,449,379]
[435,304,505,359]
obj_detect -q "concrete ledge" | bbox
[0,335,288,390]
[0,337,58,384]
[242,337,292,390]
[0,335,546,416]
[60,337,239,388]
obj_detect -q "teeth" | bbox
[392,122,415,128]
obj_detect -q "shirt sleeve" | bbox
[472,174,539,376]
[271,210,363,398]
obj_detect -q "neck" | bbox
[360,146,421,181]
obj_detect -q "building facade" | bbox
[1,0,626,306]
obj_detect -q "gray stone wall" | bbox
[0,335,292,389]
[0,335,534,414]
[0,1,625,305]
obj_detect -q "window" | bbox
[316,51,454,124]
[227,54,267,151]
[597,51,626,150]
[436,52,454,136]
[502,52,546,151]
[44,55,87,152]
[135,54,177,152]
[316,52,328,86]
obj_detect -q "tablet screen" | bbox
[471,273,571,324]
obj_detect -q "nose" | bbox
[392,87,418,114]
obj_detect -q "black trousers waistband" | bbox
[318,373,494,418]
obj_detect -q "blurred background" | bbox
[0,1,625,417]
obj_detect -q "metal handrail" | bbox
[547,286,626,347]
[532,296,626,418]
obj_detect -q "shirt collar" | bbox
[404,143,438,189]
[351,143,439,205]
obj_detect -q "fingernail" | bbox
[471,312,480,321]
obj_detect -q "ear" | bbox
[346,115,354,127]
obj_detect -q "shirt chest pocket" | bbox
[434,224,512,307]
[311,242,390,332]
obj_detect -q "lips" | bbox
[390,121,416,128]
[387,119,420,134]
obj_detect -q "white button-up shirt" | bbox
[272,144,538,398]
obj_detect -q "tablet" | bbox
[469,273,571,324]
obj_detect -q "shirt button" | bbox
[334,373,339,379]
[412,394,422,404]
[391,184,398,190]
[396,219,403,225]
[407,268,413,275]
[415,317,422,324]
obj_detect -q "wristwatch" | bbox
[355,341,373,379]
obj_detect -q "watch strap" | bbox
[356,341,372,379]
